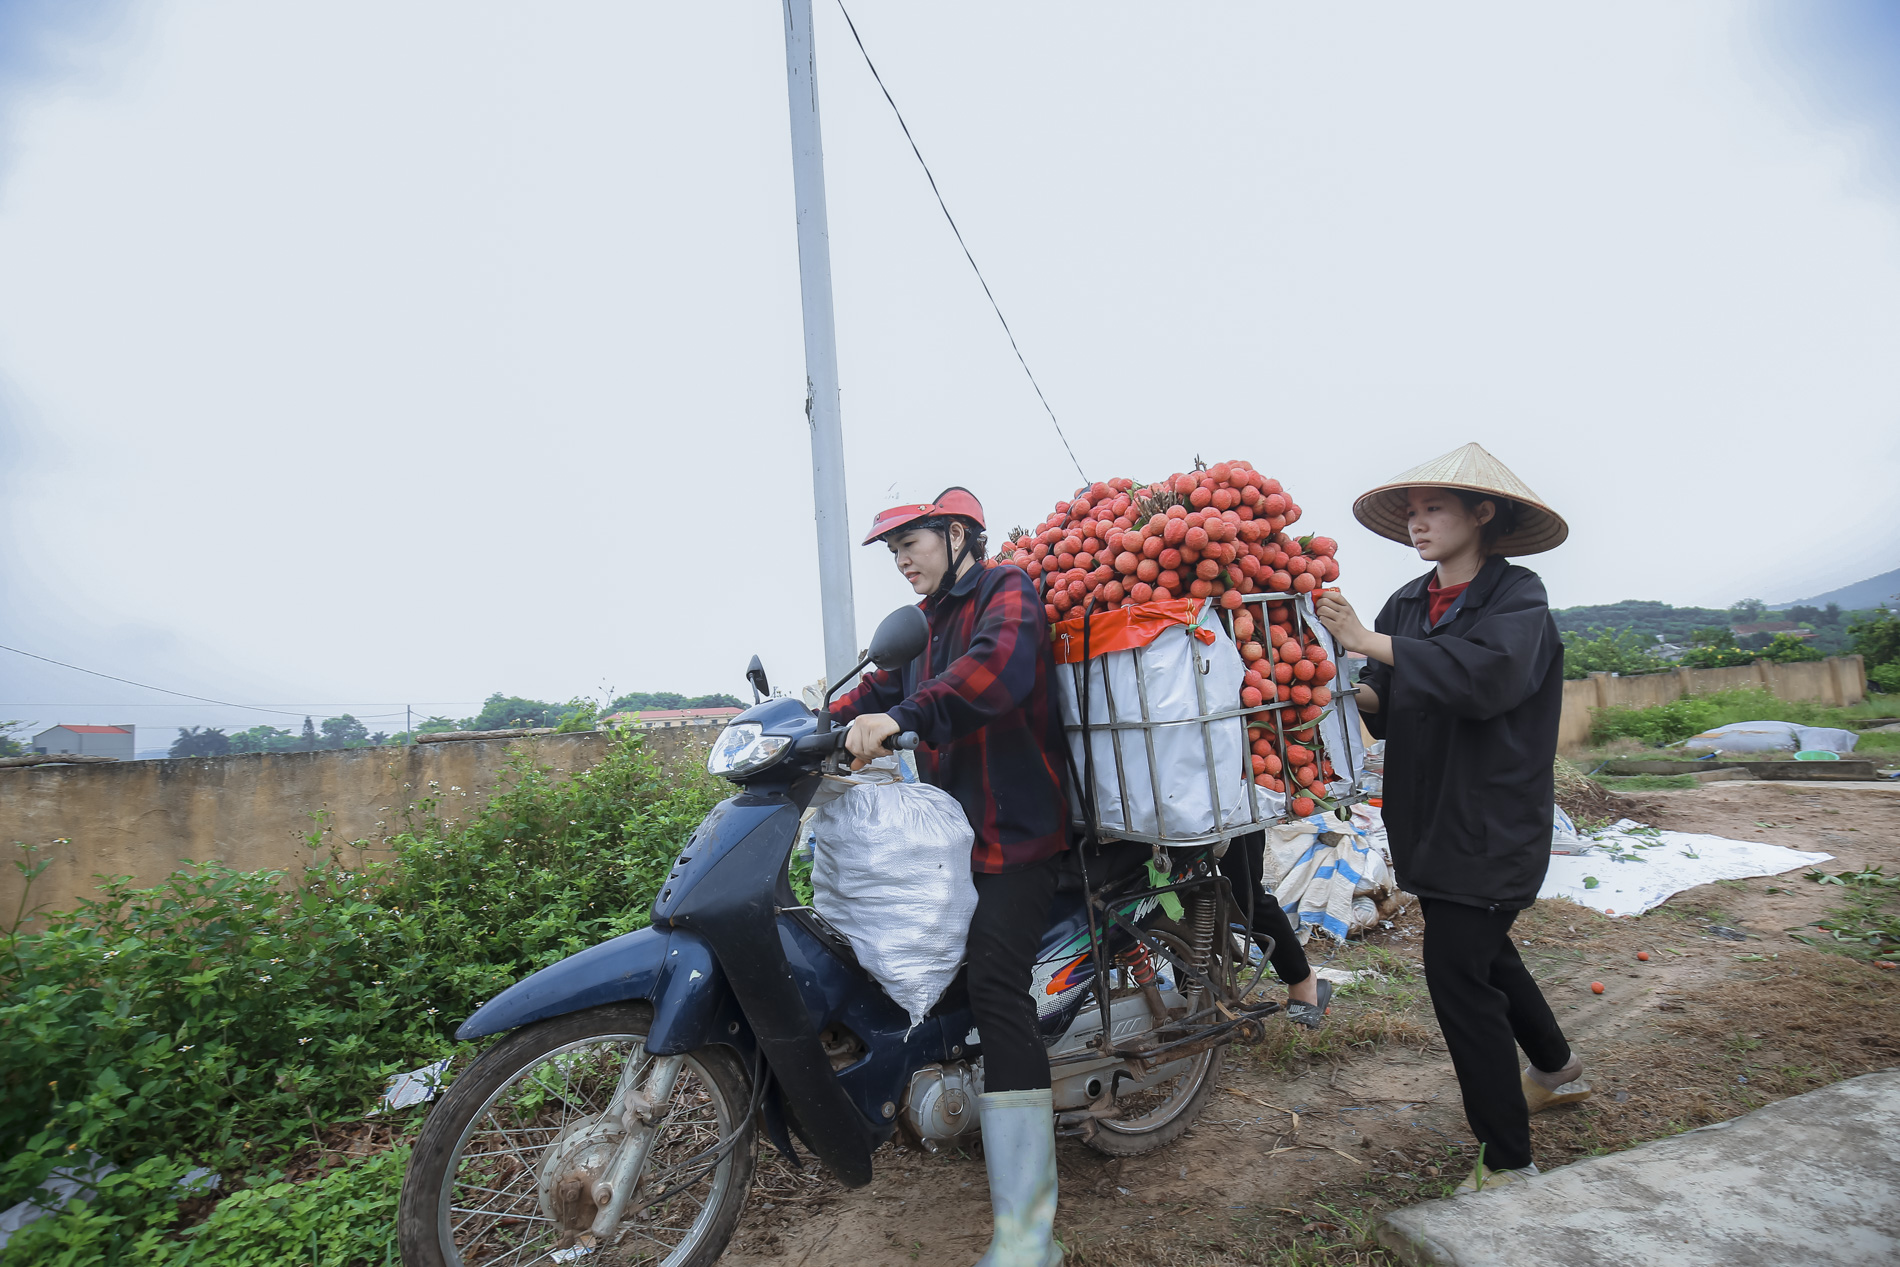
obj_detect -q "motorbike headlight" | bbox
[706,723,790,779]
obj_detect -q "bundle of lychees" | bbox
[996,459,1349,818]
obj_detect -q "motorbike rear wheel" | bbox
[398,1002,755,1267]
[1082,922,1225,1158]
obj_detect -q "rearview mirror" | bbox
[868,606,929,672]
[746,655,770,702]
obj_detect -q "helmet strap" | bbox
[936,523,974,598]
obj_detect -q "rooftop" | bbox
[49,724,131,734]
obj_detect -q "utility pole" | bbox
[782,0,857,688]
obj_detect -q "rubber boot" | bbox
[973,1089,1062,1267]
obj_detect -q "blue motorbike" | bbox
[398,607,1279,1267]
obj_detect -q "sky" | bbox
[0,1,1896,748]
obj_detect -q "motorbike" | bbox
[397,606,1281,1267]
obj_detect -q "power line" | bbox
[0,643,417,722]
[833,1,1088,486]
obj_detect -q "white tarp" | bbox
[1538,819,1833,917]
[1681,720,1859,754]
[1058,602,1257,841]
[810,777,978,1029]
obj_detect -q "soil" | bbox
[719,781,1900,1266]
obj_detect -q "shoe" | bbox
[1522,1055,1592,1114]
[1284,978,1333,1031]
[1454,1160,1540,1194]
[974,1089,1062,1267]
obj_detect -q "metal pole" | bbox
[782,0,858,688]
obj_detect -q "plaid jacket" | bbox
[832,562,1070,874]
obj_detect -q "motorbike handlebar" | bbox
[793,728,922,757]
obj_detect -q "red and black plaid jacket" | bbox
[832,562,1070,874]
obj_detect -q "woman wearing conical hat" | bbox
[1315,442,1591,1194]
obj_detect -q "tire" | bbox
[1082,921,1227,1158]
[399,1002,756,1267]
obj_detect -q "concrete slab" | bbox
[1379,1069,1900,1267]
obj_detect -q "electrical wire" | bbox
[833,0,1088,485]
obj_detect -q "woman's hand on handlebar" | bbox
[843,714,901,770]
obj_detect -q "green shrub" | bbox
[0,1146,405,1266]
[1849,608,1900,675]
[1,730,722,1210]
[1869,660,1900,695]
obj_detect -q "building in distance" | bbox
[34,724,136,760]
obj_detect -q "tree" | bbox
[170,726,232,758]
[1849,607,1900,672]
[0,720,30,759]
[606,691,745,714]
[1560,628,1670,680]
[1727,598,1768,623]
[465,694,566,731]
[228,725,299,754]
[319,714,370,748]
[1760,633,1822,664]
[299,716,319,751]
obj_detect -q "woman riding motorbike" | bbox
[831,487,1068,1267]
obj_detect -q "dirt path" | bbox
[720,782,1900,1266]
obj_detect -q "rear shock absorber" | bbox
[1186,890,1218,1005]
[1124,943,1176,1025]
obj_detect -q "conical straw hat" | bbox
[1352,442,1568,555]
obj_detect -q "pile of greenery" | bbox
[1677,628,1823,669]
[1588,688,1897,748]
[1550,599,1735,645]
[0,730,724,1264]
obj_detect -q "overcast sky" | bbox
[1,1,1896,744]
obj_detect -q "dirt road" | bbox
[721,781,1900,1266]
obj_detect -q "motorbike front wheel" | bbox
[398,1002,755,1267]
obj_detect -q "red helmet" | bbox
[861,487,985,546]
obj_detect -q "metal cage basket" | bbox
[1057,591,1368,850]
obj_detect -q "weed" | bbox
[0,729,722,1221]
[1794,867,1900,961]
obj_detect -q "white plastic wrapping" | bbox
[810,778,978,1030]
[1057,603,1256,843]
[1295,594,1368,800]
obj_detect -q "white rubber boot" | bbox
[973,1089,1062,1267]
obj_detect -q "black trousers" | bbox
[1420,897,1572,1171]
[1218,832,1312,988]
[968,855,1061,1093]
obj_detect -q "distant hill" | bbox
[1550,600,1731,645]
[1769,568,1900,613]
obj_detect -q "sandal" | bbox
[1284,978,1333,1030]
[1522,1056,1592,1113]
[1456,1161,1540,1194]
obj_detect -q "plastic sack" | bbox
[1057,601,1258,842]
[1262,814,1385,943]
[1550,805,1593,855]
[810,778,978,1030]
[1682,720,1859,755]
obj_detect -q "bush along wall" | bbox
[0,729,723,1263]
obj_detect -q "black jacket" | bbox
[1360,554,1563,910]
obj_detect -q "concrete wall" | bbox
[1557,655,1867,754]
[1,728,715,922]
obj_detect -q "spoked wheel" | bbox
[1084,921,1226,1157]
[398,1003,754,1267]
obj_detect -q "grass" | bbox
[1595,774,1698,791]
[1590,689,1899,748]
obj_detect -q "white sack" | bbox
[1058,603,1258,841]
[1681,720,1800,753]
[1793,726,1859,754]
[1550,806,1592,855]
[810,780,978,1029]
[1262,812,1385,943]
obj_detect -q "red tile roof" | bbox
[57,725,130,734]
